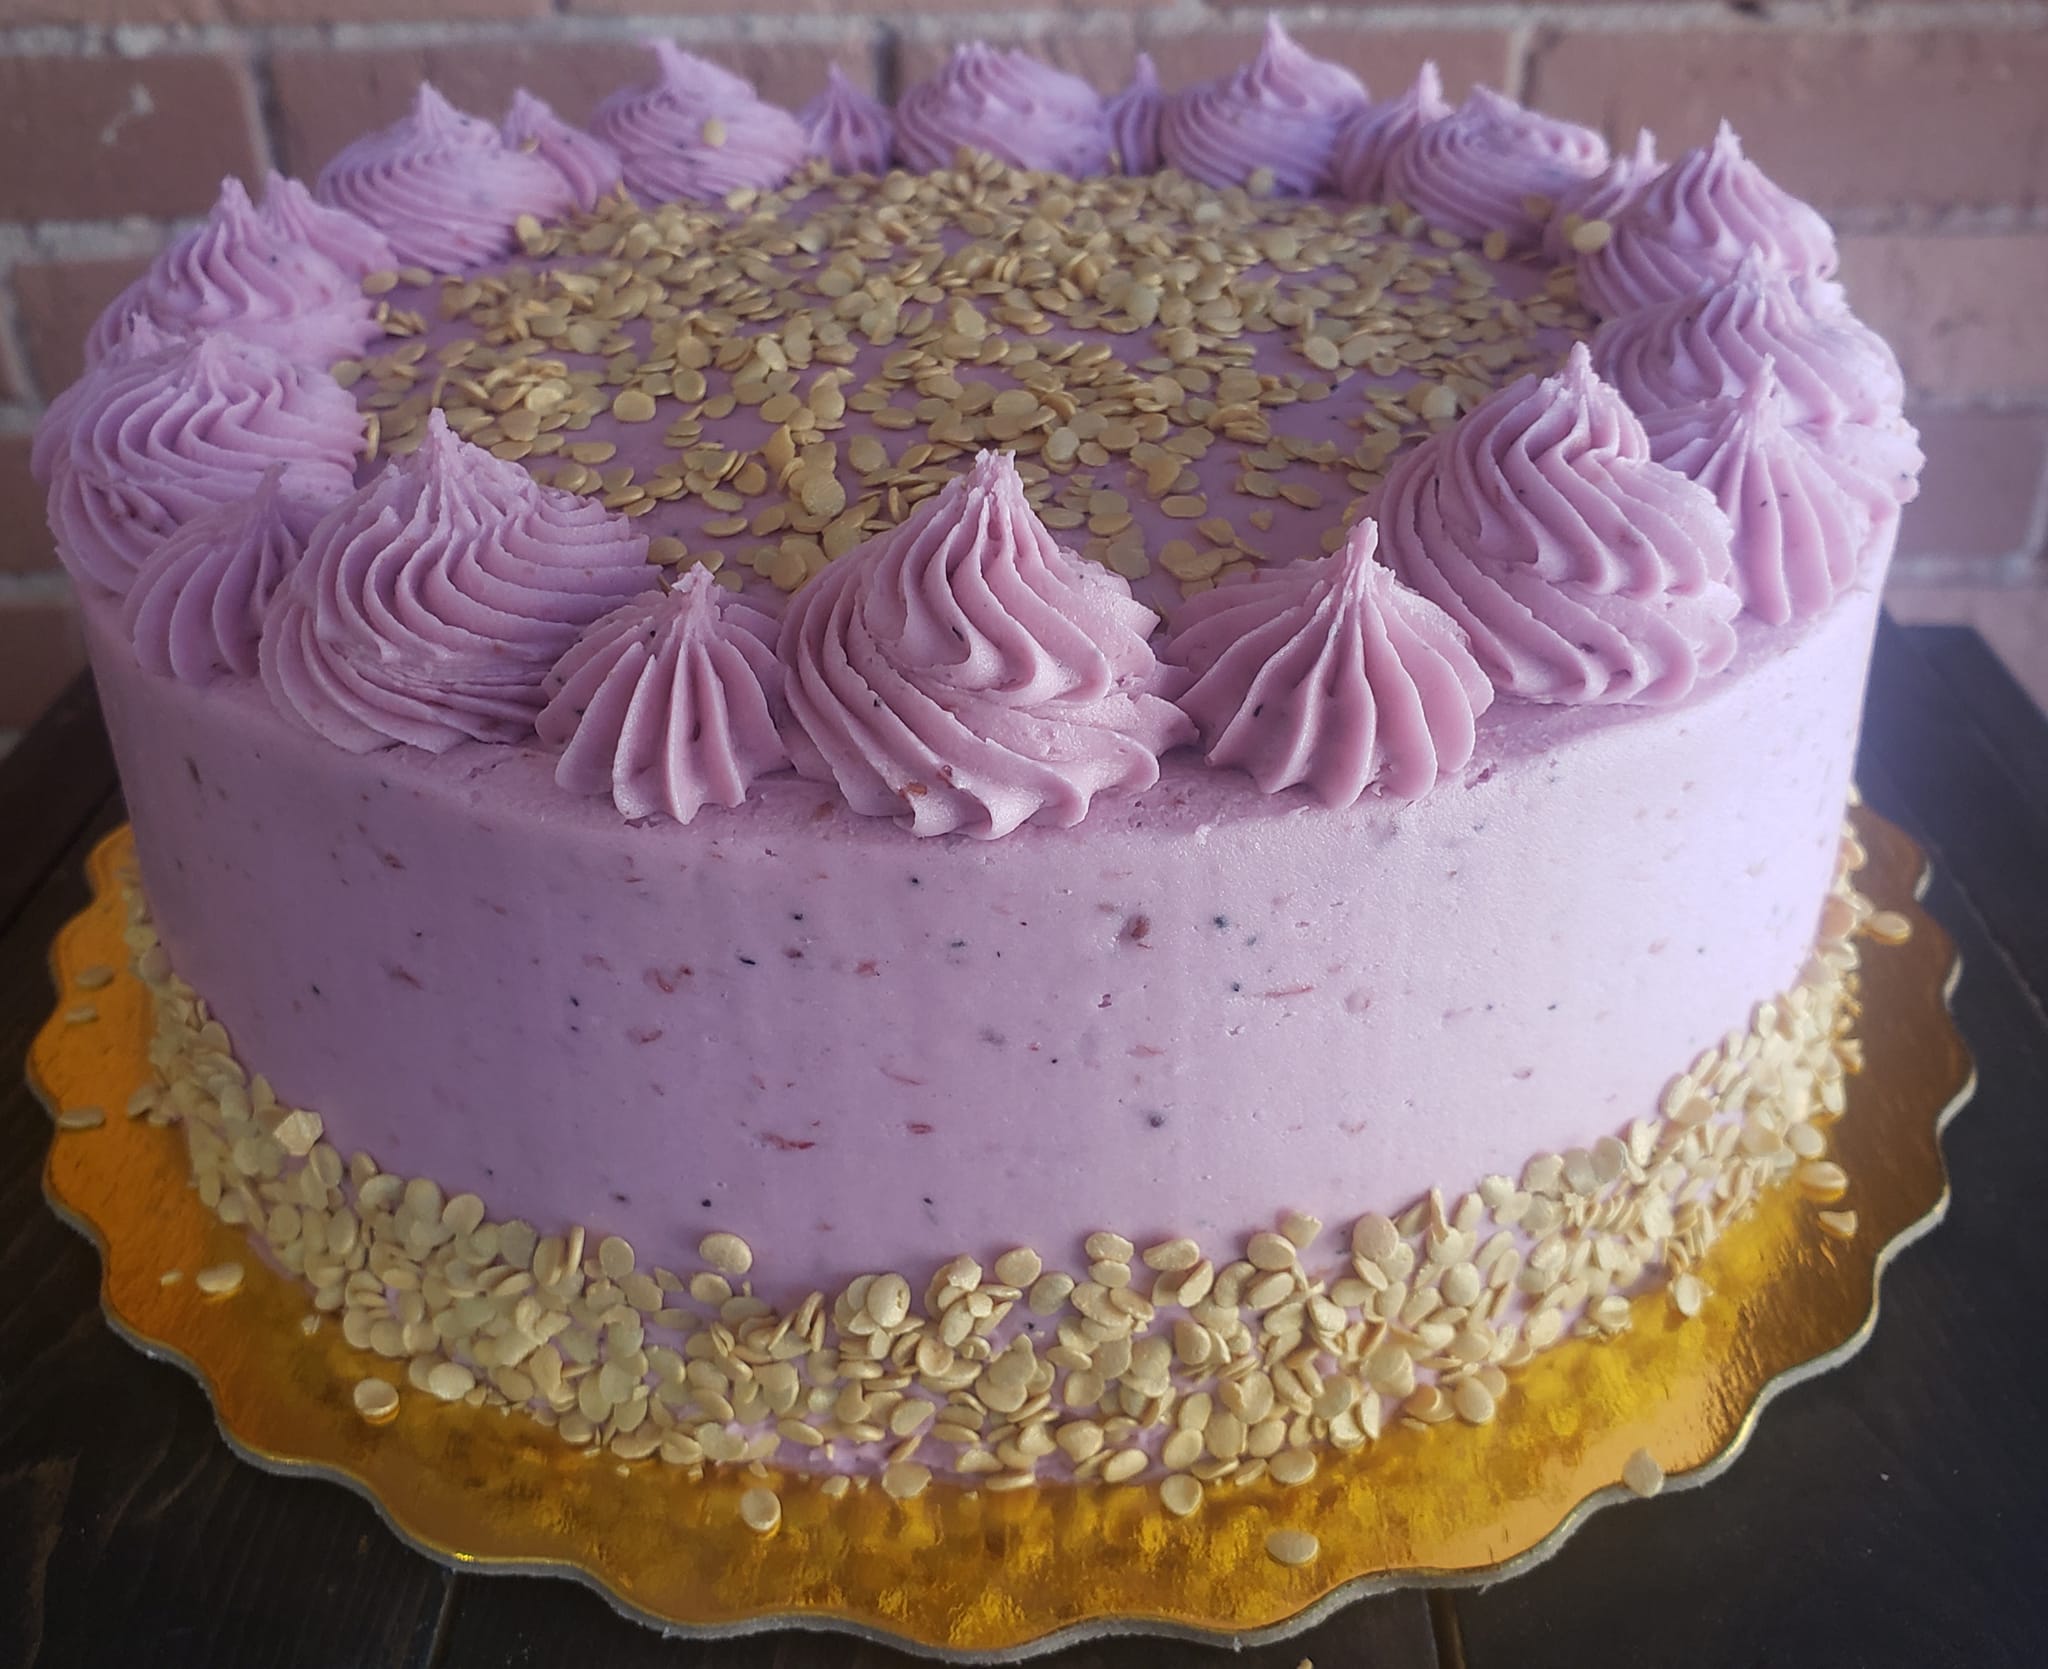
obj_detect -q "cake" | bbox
[41,24,1921,1507]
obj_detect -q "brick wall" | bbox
[3,1,2046,742]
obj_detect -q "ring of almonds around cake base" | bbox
[110,827,1897,1523]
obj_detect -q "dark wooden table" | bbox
[4,619,2045,1669]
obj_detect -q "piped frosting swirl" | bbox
[538,567,790,823]
[256,171,397,282]
[798,65,895,176]
[1590,250,1904,430]
[1105,53,1164,175]
[1374,343,1740,705]
[259,412,652,754]
[42,329,360,597]
[778,450,1192,839]
[1544,128,1662,264]
[1383,86,1608,248]
[84,176,381,370]
[1638,365,1875,627]
[1331,60,1450,203]
[318,83,575,271]
[1158,19,1369,195]
[1577,123,1840,319]
[895,43,1110,178]
[501,89,624,211]
[124,465,302,685]
[591,42,809,204]
[1165,518,1493,805]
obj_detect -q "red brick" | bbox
[0,53,262,223]
[0,436,59,576]
[11,255,156,401]
[1527,26,2048,215]
[1893,407,2048,567]
[0,2,218,21]
[896,25,1513,101]
[1838,235,2048,404]
[272,38,876,178]
[0,599,86,731]
[221,0,546,16]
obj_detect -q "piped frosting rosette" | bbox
[1590,250,1904,431]
[84,176,381,370]
[1577,123,1840,318]
[501,89,623,211]
[895,43,1110,177]
[123,464,302,685]
[537,567,790,823]
[1105,54,1164,175]
[1165,518,1493,806]
[1638,364,1879,627]
[1373,343,1740,705]
[798,65,895,176]
[1158,19,1368,194]
[40,328,360,597]
[256,171,396,282]
[1544,128,1662,264]
[318,83,573,270]
[1331,60,1450,203]
[591,42,808,203]
[778,450,1193,839]
[259,411,652,754]
[1383,86,1608,248]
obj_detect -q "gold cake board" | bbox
[30,809,1973,1661]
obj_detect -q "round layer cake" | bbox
[45,28,1920,1486]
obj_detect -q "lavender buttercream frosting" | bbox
[42,330,360,597]
[1383,86,1608,248]
[1639,365,1874,628]
[538,567,789,823]
[318,83,574,271]
[778,450,1192,839]
[1331,60,1450,203]
[502,89,624,211]
[798,65,895,176]
[1590,250,1904,430]
[895,43,1110,178]
[1165,517,1493,806]
[1158,19,1368,195]
[1374,343,1740,705]
[31,313,178,486]
[1544,128,1662,265]
[259,412,652,754]
[84,176,381,370]
[123,465,301,685]
[257,171,397,282]
[1105,53,1164,175]
[1577,123,1840,319]
[591,42,808,204]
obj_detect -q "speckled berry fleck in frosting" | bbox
[501,89,624,212]
[895,42,1110,178]
[1577,123,1841,319]
[318,83,574,271]
[40,329,360,597]
[124,464,303,686]
[1330,59,1450,203]
[1165,517,1493,805]
[1159,18,1369,195]
[591,41,808,205]
[1104,53,1164,176]
[1374,343,1740,705]
[1383,86,1607,248]
[255,171,397,283]
[85,176,381,370]
[778,449,1192,838]
[1544,129,1663,264]
[259,411,653,754]
[798,65,895,176]
[538,566,790,824]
